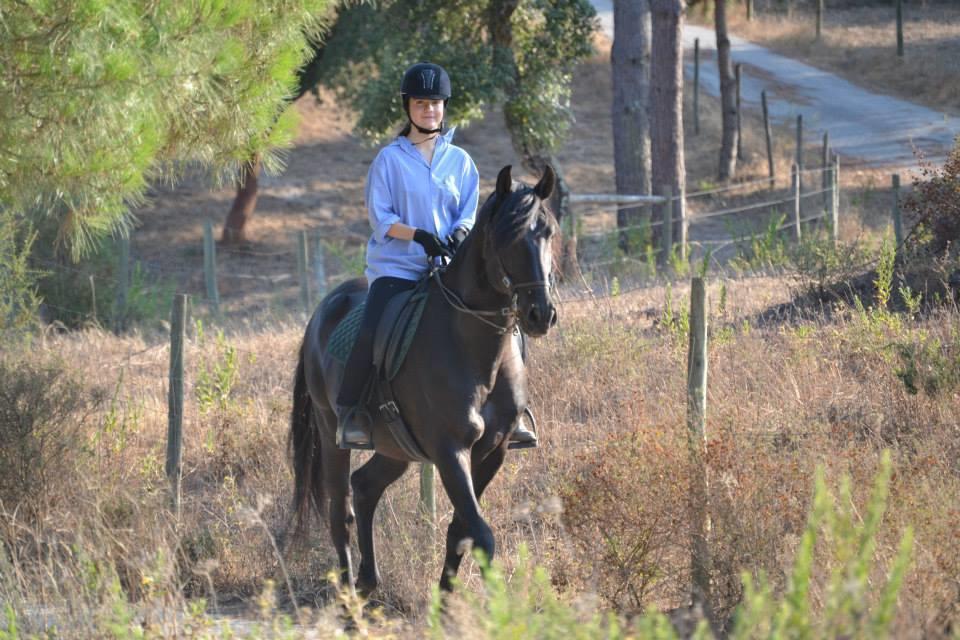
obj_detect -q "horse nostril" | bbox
[549,307,558,327]
[528,305,541,326]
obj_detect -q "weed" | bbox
[194,320,239,414]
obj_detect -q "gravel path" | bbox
[592,0,960,169]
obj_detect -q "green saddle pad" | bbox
[329,302,365,364]
[327,283,430,380]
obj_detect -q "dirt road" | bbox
[592,0,960,169]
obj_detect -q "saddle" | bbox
[328,277,432,460]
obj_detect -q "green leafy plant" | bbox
[195,321,240,414]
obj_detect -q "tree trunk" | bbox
[490,0,576,275]
[612,0,653,255]
[221,155,261,245]
[650,0,687,266]
[716,0,738,180]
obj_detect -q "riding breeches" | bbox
[336,276,418,407]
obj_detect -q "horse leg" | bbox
[350,453,409,596]
[317,403,356,589]
[436,447,504,591]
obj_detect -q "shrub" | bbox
[0,355,88,517]
[561,427,691,613]
[902,139,960,259]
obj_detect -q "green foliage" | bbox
[730,452,912,639]
[789,228,874,298]
[894,326,960,397]
[729,212,790,272]
[661,283,690,345]
[194,321,240,414]
[438,546,628,639]
[0,213,40,339]
[316,0,596,157]
[1,0,333,258]
[874,236,896,310]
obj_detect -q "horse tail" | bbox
[289,338,325,539]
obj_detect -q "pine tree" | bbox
[0,0,333,259]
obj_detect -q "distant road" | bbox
[591,0,960,170]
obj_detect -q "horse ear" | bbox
[534,164,556,201]
[496,165,513,198]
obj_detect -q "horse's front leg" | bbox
[350,453,409,597]
[437,446,505,591]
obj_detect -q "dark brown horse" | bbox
[289,165,559,594]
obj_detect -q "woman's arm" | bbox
[385,223,416,241]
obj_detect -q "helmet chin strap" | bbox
[412,121,442,135]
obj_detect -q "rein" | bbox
[433,270,519,335]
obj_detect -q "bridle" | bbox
[434,194,555,335]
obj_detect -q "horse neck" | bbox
[437,232,516,355]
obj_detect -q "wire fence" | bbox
[28,152,918,336]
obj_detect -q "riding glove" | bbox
[413,229,453,260]
[446,226,468,253]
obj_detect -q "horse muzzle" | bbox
[521,300,557,337]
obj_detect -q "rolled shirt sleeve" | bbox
[454,158,480,234]
[365,153,401,244]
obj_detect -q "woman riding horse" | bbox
[336,62,535,449]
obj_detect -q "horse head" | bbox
[480,165,560,337]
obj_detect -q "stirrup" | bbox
[508,407,539,450]
[336,406,374,451]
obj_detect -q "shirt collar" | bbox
[395,126,457,163]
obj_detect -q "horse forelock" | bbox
[484,185,555,248]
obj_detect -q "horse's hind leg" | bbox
[318,403,356,589]
[437,446,505,591]
[351,453,409,596]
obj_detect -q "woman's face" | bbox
[408,98,444,131]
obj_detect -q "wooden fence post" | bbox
[896,0,904,58]
[746,0,753,21]
[892,174,904,248]
[202,220,220,314]
[795,114,804,195]
[660,185,674,267]
[296,230,313,316]
[693,38,701,136]
[167,294,187,519]
[679,184,688,261]
[834,154,841,234]
[735,63,744,161]
[829,164,838,247]
[762,91,775,188]
[114,234,129,333]
[822,132,830,216]
[687,277,713,625]
[816,0,824,40]
[792,164,802,242]
[420,464,436,522]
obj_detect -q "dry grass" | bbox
[6,19,959,639]
[695,1,960,116]
[3,273,960,636]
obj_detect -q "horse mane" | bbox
[476,181,558,248]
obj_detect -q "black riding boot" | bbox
[336,277,417,450]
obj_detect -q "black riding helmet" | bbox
[401,62,450,135]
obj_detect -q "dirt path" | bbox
[592,0,960,169]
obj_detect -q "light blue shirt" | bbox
[364,128,479,283]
